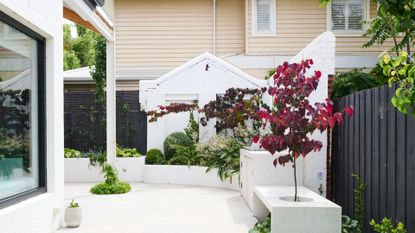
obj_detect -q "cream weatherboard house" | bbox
[114,0,390,81]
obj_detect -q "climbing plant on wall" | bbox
[91,35,106,104]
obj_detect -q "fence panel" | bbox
[64,91,147,154]
[333,84,415,233]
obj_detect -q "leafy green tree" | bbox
[363,0,415,56]
[63,24,97,70]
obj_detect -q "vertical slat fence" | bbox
[333,84,415,233]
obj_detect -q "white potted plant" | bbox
[64,199,82,228]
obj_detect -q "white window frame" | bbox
[252,0,276,36]
[326,0,370,36]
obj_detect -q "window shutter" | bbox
[331,0,365,31]
[256,0,271,31]
[348,3,363,30]
[331,3,346,31]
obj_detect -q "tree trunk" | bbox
[293,156,298,202]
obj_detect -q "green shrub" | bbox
[342,215,361,233]
[168,144,199,166]
[145,148,165,165]
[90,164,131,195]
[370,218,406,233]
[249,215,271,233]
[331,68,387,99]
[116,145,141,158]
[163,132,193,160]
[90,182,131,194]
[64,148,81,158]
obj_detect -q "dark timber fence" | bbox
[333,84,415,233]
[64,91,147,154]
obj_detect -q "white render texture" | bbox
[140,52,267,151]
[254,185,341,233]
[144,165,240,190]
[64,157,145,182]
[57,183,257,233]
[240,149,304,212]
[64,159,239,190]
[0,0,64,232]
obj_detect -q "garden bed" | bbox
[144,165,240,190]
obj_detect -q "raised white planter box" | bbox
[144,165,239,191]
[240,149,303,212]
[253,185,341,233]
[64,157,145,182]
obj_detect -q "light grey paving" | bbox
[57,183,257,233]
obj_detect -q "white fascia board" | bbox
[64,0,113,41]
[226,53,380,69]
[156,52,267,88]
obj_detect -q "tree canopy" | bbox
[63,24,98,71]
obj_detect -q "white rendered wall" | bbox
[0,0,64,233]
[289,32,336,196]
[141,53,267,151]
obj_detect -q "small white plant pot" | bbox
[64,207,82,228]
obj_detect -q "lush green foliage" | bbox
[168,144,200,166]
[379,52,415,115]
[197,135,244,181]
[91,35,107,104]
[64,148,82,158]
[342,215,361,233]
[363,0,415,56]
[184,111,199,143]
[63,24,97,71]
[331,69,388,99]
[87,151,107,170]
[68,199,79,208]
[145,149,166,165]
[249,215,271,233]
[116,146,141,158]
[90,164,131,195]
[90,181,131,195]
[353,174,366,231]
[370,218,406,233]
[163,132,193,161]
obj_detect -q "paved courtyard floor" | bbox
[57,183,257,233]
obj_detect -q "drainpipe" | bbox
[245,0,249,53]
[213,0,216,55]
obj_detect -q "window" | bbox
[0,11,46,208]
[252,0,276,36]
[329,0,368,33]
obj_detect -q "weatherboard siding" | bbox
[115,0,392,75]
[115,0,244,74]
[246,0,393,54]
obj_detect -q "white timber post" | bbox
[106,40,116,166]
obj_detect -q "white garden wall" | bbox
[64,158,239,190]
[64,157,145,182]
[144,165,240,190]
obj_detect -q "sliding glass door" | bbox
[0,12,46,207]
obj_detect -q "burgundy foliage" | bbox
[255,60,354,167]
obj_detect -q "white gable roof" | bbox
[140,52,266,95]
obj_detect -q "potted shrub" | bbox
[64,199,82,228]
